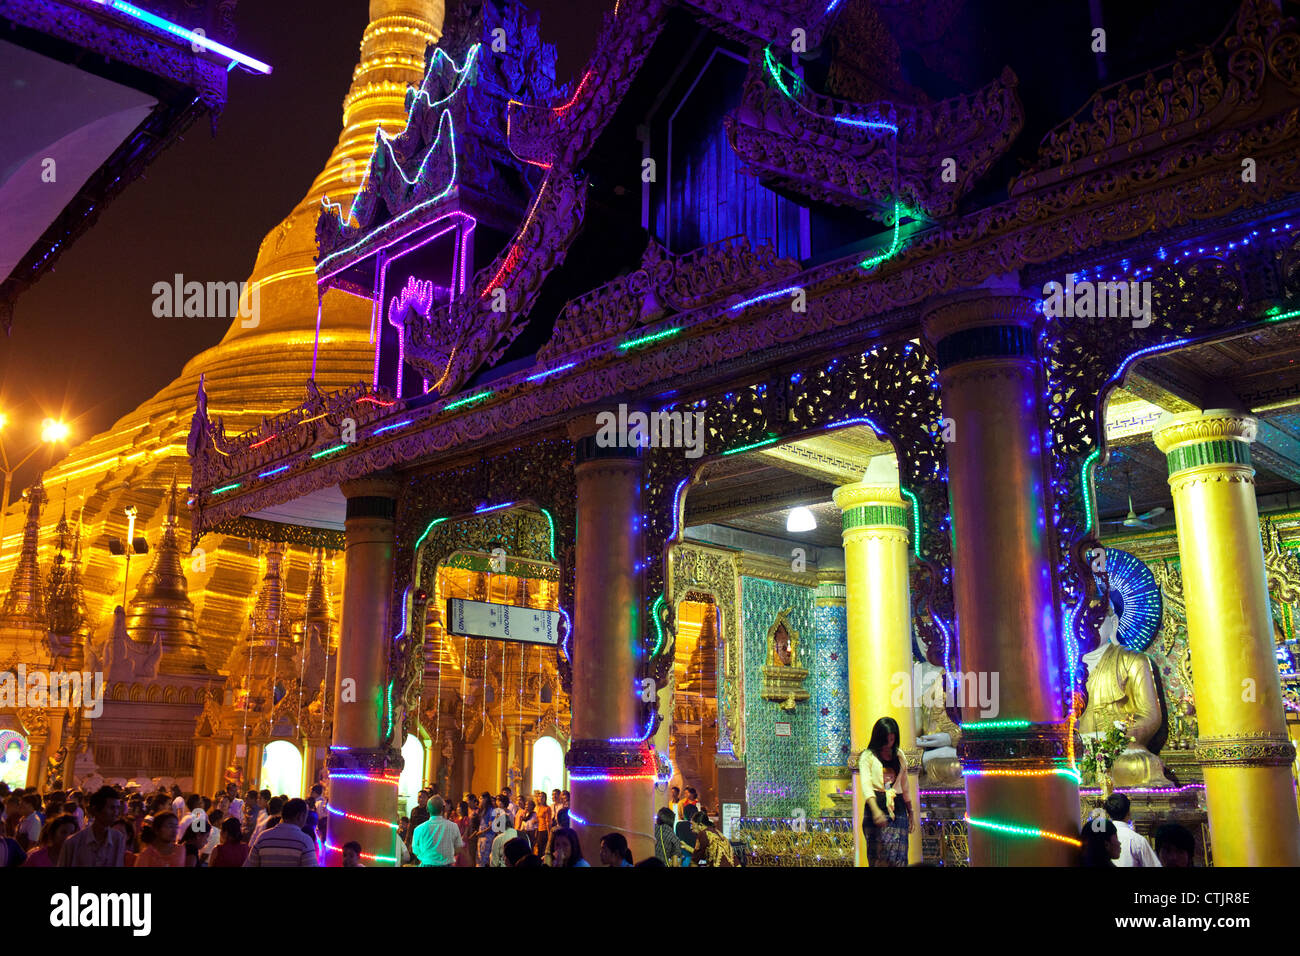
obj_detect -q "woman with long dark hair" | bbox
[859,716,914,866]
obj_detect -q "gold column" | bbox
[498,733,510,791]
[567,422,655,861]
[1153,410,1300,865]
[326,473,402,865]
[834,463,919,866]
[192,741,211,796]
[922,292,1078,866]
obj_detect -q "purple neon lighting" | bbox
[372,419,413,435]
[392,585,411,643]
[474,502,513,514]
[669,478,689,541]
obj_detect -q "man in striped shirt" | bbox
[244,798,318,867]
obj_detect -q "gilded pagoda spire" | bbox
[0,478,47,631]
[123,480,210,676]
[298,547,335,647]
[249,542,290,646]
[47,494,90,661]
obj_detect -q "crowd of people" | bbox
[0,777,736,868]
[0,779,333,867]
[400,783,734,867]
[1,768,1196,868]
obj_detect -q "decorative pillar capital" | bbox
[340,471,400,502]
[1153,409,1257,481]
[921,290,1040,369]
[832,480,909,544]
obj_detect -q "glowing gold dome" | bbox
[1,1,445,670]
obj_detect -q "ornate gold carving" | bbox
[1195,732,1296,767]
[1152,411,1258,452]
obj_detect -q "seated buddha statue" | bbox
[1078,607,1170,787]
[915,662,962,786]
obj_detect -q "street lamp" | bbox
[0,414,72,562]
[108,505,149,607]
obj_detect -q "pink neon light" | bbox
[357,396,397,407]
[554,70,593,114]
[249,434,277,449]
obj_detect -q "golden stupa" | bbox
[0,2,446,762]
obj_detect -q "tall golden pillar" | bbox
[566,423,655,861]
[922,292,1078,866]
[326,473,402,865]
[833,457,920,865]
[1153,410,1300,865]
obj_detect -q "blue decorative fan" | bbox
[1094,547,1163,652]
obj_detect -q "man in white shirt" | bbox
[490,797,520,867]
[411,795,463,867]
[1105,794,1161,868]
[170,786,186,817]
[226,784,243,825]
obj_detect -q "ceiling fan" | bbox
[1102,469,1166,530]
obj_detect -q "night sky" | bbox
[0,0,609,495]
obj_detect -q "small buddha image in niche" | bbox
[761,608,809,710]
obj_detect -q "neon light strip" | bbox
[898,485,922,560]
[648,593,666,659]
[617,327,681,350]
[480,170,552,298]
[722,436,779,455]
[325,804,399,830]
[249,435,277,449]
[568,773,656,782]
[526,362,577,382]
[327,772,400,784]
[258,465,289,478]
[311,444,348,459]
[323,840,396,864]
[539,508,556,559]
[442,390,492,411]
[317,113,463,275]
[475,502,513,514]
[90,0,271,73]
[211,483,240,495]
[669,478,689,542]
[1079,447,1101,535]
[372,419,413,435]
[357,396,397,407]
[729,285,804,311]
[963,768,1081,784]
[414,516,449,553]
[859,202,904,270]
[961,719,1032,731]
[965,814,1081,847]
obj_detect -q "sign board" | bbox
[446,598,562,646]
[721,802,742,840]
[775,722,792,737]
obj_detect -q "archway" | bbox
[398,733,426,816]
[530,734,565,796]
[260,740,303,798]
[0,731,29,791]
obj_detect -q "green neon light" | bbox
[414,516,449,554]
[384,680,394,740]
[898,485,922,560]
[618,327,681,351]
[311,444,348,459]
[722,435,780,456]
[859,201,908,271]
[965,814,1081,846]
[962,719,1032,732]
[443,390,493,411]
[649,593,665,658]
[1263,305,1300,322]
[539,508,556,559]
[1080,447,1101,534]
[211,483,241,495]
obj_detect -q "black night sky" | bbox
[0,0,610,493]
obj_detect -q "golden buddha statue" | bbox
[916,664,963,786]
[1078,608,1170,787]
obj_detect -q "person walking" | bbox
[209,817,249,867]
[135,812,185,867]
[859,716,914,867]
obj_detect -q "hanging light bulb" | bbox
[786,506,817,533]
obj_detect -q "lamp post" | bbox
[108,505,148,607]
[0,415,71,562]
